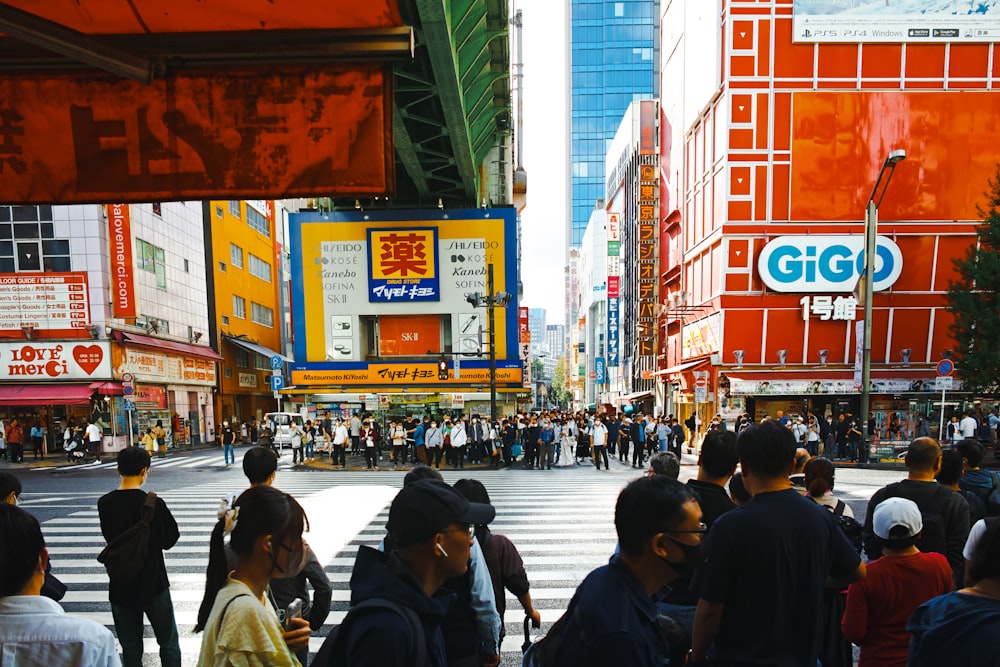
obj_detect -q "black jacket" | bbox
[269,546,332,630]
[334,546,451,667]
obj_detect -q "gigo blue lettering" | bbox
[757,235,903,293]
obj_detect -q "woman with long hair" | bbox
[195,485,311,666]
[804,457,854,517]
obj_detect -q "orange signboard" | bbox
[377,316,441,356]
[108,204,137,318]
[0,65,392,203]
[292,364,522,386]
[791,91,1000,223]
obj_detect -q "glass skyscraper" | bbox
[569,0,658,247]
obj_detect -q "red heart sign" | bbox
[73,345,104,375]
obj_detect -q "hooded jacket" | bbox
[335,546,451,667]
[907,591,1000,666]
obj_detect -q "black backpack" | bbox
[97,492,157,580]
[827,500,863,554]
[312,597,426,667]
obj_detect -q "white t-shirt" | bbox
[86,423,102,443]
[959,416,978,438]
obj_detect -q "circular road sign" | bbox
[695,375,708,387]
[122,372,133,382]
[936,359,955,377]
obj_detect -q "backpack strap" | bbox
[217,593,251,634]
[333,598,426,667]
[833,499,846,517]
[140,492,157,526]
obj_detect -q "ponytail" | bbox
[803,457,835,498]
[194,518,229,632]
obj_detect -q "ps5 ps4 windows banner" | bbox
[288,209,521,387]
[793,0,1000,43]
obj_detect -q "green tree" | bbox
[947,165,1000,395]
[550,357,567,408]
[531,358,544,381]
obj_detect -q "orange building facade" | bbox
[658,1,991,445]
[209,200,286,423]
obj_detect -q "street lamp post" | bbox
[465,263,511,422]
[861,149,906,462]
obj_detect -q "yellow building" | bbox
[209,200,287,423]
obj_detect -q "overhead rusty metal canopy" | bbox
[392,0,511,207]
[0,0,412,203]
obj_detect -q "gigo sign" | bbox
[757,235,903,293]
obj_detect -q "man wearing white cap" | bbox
[842,498,953,667]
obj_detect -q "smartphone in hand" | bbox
[284,598,304,631]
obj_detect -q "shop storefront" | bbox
[113,331,221,448]
[0,340,123,455]
[220,335,290,424]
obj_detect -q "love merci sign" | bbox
[0,341,111,379]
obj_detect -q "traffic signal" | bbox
[437,358,448,380]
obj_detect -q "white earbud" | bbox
[436,543,449,558]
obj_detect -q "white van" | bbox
[263,412,304,448]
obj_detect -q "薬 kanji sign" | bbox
[367,228,440,303]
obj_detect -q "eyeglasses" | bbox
[440,524,476,539]
[663,522,708,535]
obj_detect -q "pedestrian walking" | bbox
[591,416,610,470]
[363,419,379,470]
[221,421,236,468]
[98,447,181,667]
[0,419,6,461]
[290,422,304,465]
[153,419,167,458]
[29,420,44,459]
[390,419,408,470]
[303,420,316,461]
[349,413,362,456]
[7,418,24,463]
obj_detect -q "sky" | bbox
[516,0,569,324]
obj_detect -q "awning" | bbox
[0,383,95,405]
[618,390,654,403]
[90,381,123,396]
[120,332,223,361]
[223,336,293,364]
[650,359,708,377]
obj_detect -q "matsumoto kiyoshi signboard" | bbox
[793,0,1000,44]
[757,235,903,293]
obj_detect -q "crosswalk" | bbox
[21,458,629,666]
[31,447,301,474]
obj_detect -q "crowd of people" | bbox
[233,409,697,472]
[4,417,1000,665]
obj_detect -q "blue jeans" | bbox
[305,441,315,458]
[110,588,181,667]
[659,438,668,453]
[223,443,235,465]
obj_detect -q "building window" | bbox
[230,244,244,269]
[136,238,166,288]
[248,253,271,282]
[246,207,270,238]
[225,367,233,378]
[251,302,274,327]
[218,261,226,272]
[222,314,230,326]
[216,205,223,218]
[234,348,249,368]
[151,202,162,216]
[254,354,270,370]
[183,258,190,273]
[139,315,169,334]
[228,200,241,218]
[233,295,246,319]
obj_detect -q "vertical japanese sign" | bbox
[607,212,621,257]
[607,213,621,369]
[607,298,620,368]
[108,203,137,318]
[519,307,530,344]
[595,357,606,385]
[367,228,439,302]
[637,160,659,359]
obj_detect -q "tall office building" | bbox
[568,0,659,247]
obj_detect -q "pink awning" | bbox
[0,384,95,405]
[119,332,223,361]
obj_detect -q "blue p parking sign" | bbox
[270,355,283,370]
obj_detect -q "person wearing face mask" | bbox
[689,421,866,667]
[314,479,496,667]
[195,485,312,666]
[98,447,182,667]
[527,477,704,667]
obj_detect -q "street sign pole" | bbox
[935,359,955,442]
[939,386,946,442]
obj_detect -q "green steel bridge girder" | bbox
[397,0,510,204]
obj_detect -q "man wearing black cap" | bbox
[321,479,496,667]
